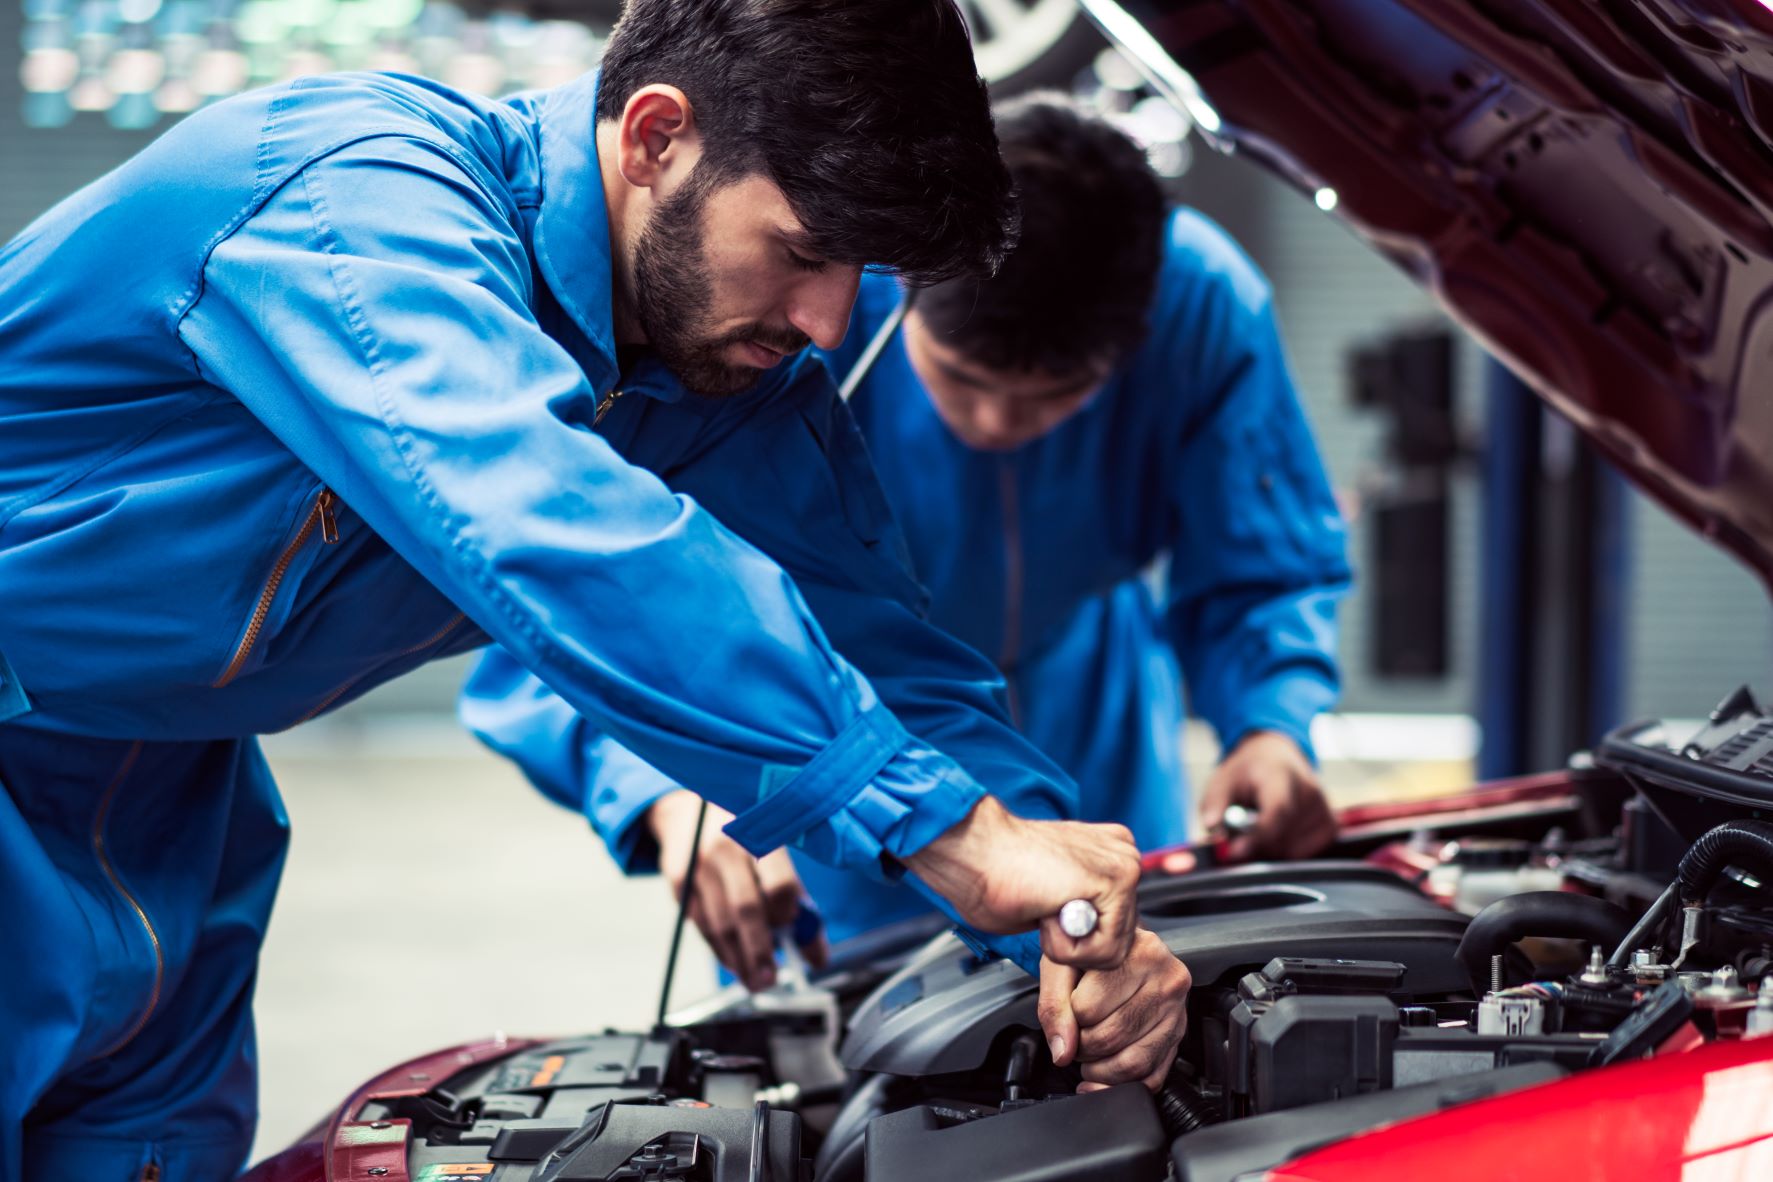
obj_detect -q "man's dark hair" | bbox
[597,0,1014,286]
[916,94,1167,374]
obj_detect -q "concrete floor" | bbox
[248,712,1476,1164]
[252,722,683,1163]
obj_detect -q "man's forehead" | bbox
[715,172,799,222]
[927,338,1109,400]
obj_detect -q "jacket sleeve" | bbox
[176,133,989,876]
[459,355,1078,884]
[1151,226,1352,760]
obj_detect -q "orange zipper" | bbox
[998,459,1024,727]
[214,489,339,688]
[140,1164,161,1182]
[286,611,469,729]
[91,741,162,1060]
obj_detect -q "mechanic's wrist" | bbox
[1226,728,1307,762]
[902,793,1010,910]
[645,788,702,843]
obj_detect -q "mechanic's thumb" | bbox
[1037,957,1082,1067]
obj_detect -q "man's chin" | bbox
[655,339,794,399]
[669,359,764,399]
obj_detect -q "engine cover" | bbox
[841,862,1470,1075]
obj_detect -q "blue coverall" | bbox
[464,210,1353,945]
[0,71,1072,1178]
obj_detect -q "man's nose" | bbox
[971,397,1016,440]
[786,264,862,351]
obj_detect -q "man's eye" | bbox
[786,248,827,273]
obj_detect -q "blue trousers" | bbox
[0,730,289,1180]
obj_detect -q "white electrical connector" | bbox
[1476,952,1545,1036]
[1477,994,1546,1036]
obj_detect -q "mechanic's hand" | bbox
[904,795,1141,971]
[1196,730,1338,862]
[1038,929,1191,1091]
[648,789,829,992]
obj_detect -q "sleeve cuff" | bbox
[1216,670,1338,766]
[722,705,986,880]
[586,749,681,875]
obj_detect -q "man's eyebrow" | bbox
[935,358,992,389]
[777,227,823,254]
[1026,376,1102,402]
[936,356,1101,400]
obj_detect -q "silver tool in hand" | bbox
[1058,898,1099,939]
[1220,803,1260,836]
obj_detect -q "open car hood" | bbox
[1091,0,1773,589]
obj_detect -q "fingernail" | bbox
[1048,1035,1065,1061]
[757,967,776,989]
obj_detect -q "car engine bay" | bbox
[299,689,1773,1182]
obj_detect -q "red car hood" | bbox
[1092,0,1773,590]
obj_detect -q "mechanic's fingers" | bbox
[756,848,805,931]
[800,931,830,972]
[1080,938,1192,1064]
[1140,1042,1182,1092]
[688,894,744,984]
[1069,958,1141,1031]
[1077,1024,1183,1091]
[1040,909,1136,971]
[1039,828,1140,970]
[1251,769,1300,848]
[1075,978,1164,1062]
[1037,957,1082,1067]
[1076,1002,1151,1061]
[1285,784,1339,860]
[714,855,777,991]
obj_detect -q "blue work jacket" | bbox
[464,209,1351,944]
[0,71,1073,965]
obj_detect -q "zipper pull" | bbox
[318,489,339,544]
[594,388,625,426]
[140,1164,161,1182]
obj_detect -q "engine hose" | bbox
[1455,892,1633,996]
[1554,985,1637,1022]
[1155,1072,1220,1139]
[1677,820,1773,905]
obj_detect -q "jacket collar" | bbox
[529,70,628,397]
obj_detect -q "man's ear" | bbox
[614,85,699,191]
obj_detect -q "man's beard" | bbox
[632,171,811,397]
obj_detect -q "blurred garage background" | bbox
[3,0,1769,1161]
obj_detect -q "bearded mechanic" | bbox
[0,4,1195,1177]
[466,96,1348,1057]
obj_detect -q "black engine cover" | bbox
[841,863,1470,1075]
[865,1085,1166,1182]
